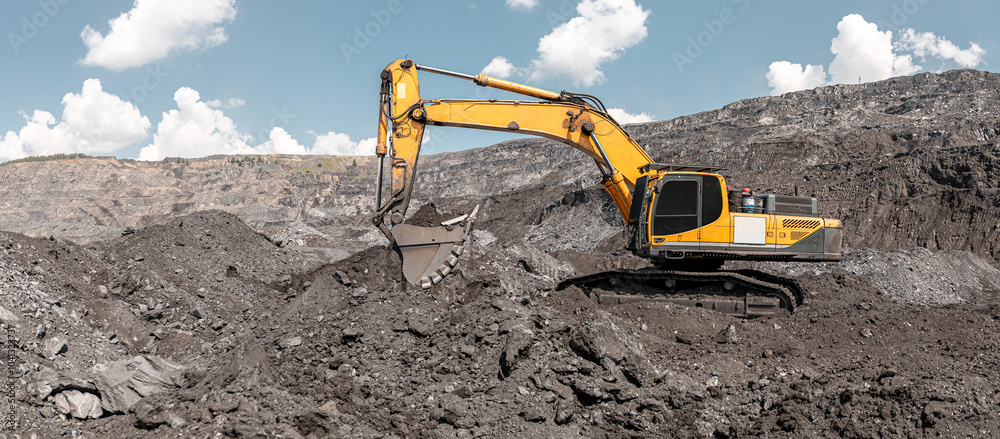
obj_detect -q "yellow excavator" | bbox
[373,58,842,316]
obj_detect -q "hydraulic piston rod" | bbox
[416,63,564,101]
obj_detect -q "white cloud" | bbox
[828,14,918,85]
[0,131,26,162]
[138,87,253,161]
[505,0,539,11]
[897,29,986,68]
[0,79,150,161]
[481,56,518,79]
[607,107,654,124]
[15,110,76,157]
[256,128,375,156]
[137,87,373,160]
[765,14,987,95]
[766,61,827,96]
[312,132,376,156]
[528,0,650,87]
[258,129,375,156]
[206,97,246,109]
[81,0,237,71]
[257,127,306,155]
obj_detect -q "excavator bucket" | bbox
[394,206,479,288]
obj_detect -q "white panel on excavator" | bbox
[733,216,766,245]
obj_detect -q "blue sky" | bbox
[0,0,995,161]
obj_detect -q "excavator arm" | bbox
[373,58,654,287]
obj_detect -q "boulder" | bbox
[570,311,658,387]
[53,390,103,419]
[34,368,97,400]
[715,323,738,344]
[436,393,469,426]
[499,329,532,378]
[279,336,303,349]
[407,314,434,337]
[0,305,19,325]
[42,336,67,358]
[569,311,641,364]
[91,355,186,414]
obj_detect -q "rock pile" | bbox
[1,209,998,437]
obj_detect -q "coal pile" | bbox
[1,206,999,438]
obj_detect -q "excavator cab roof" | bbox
[640,163,728,174]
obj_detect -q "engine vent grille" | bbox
[783,219,821,229]
[791,231,810,241]
[796,231,823,247]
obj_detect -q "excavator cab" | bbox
[627,165,728,256]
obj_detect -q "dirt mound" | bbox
[6,208,1000,437]
[840,247,1000,305]
[403,203,467,227]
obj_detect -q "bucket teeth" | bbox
[418,245,463,288]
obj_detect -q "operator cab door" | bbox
[648,175,725,249]
[650,176,702,248]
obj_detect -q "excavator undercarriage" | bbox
[557,268,804,317]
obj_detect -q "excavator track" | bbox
[556,269,804,317]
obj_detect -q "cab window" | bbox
[652,179,699,235]
[702,176,723,225]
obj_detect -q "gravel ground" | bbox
[2,209,1000,438]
